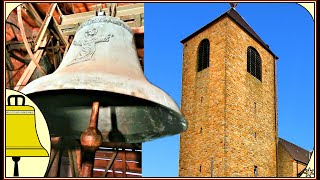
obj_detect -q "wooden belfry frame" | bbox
[7,3,144,91]
[5,3,143,177]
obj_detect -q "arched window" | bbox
[197,39,210,72]
[247,46,262,81]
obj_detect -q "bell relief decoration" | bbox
[70,27,114,66]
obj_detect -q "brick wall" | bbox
[277,143,307,177]
[179,16,277,177]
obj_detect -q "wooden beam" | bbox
[34,3,57,52]
[21,3,43,27]
[102,148,120,177]
[59,23,143,37]
[131,26,144,34]
[58,3,144,36]
[45,137,62,177]
[16,6,46,75]
[100,142,141,150]
[21,3,52,42]
[5,49,14,89]
[22,3,68,47]
[94,161,141,174]
[56,4,63,18]
[121,151,127,177]
[68,149,79,177]
[14,9,50,91]
[13,39,47,91]
[116,3,144,17]
[63,42,70,57]
[52,17,69,46]
[136,48,144,58]
[95,151,140,161]
[6,41,34,51]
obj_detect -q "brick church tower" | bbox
[179,7,279,177]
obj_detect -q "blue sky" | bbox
[142,3,315,177]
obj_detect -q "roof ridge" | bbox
[279,137,310,152]
[181,7,278,59]
[279,137,311,164]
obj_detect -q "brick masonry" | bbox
[179,16,278,177]
[277,143,307,177]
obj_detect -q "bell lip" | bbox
[25,89,188,143]
[47,125,188,144]
[24,87,181,112]
[21,72,182,114]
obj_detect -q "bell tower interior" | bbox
[179,8,278,177]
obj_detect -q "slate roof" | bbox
[181,8,278,59]
[279,137,311,164]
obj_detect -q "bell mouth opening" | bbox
[26,89,187,143]
[27,89,157,107]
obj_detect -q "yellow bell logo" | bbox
[6,94,49,176]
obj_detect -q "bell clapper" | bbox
[79,101,102,177]
[12,157,20,176]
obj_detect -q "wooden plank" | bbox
[94,160,141,173]
[34,3,57,51]
[116,3,143,11]
[58,3,144,36]
[60,13,94,26]
[132,26,144,34]
[116,3,144,17]
[93,170,141,178]
[134,14,141,27]
[58,18,143,36]
[52,17,69,46]
[121,151,126,177]
[60,3,143,25]
[110,168,141,174]
[95,151,141,161]
[100,142,141,150]
[68,149,79,177]
[24,3,68,47]
[56,4,63,18]
[94,155,141,167]
[21,3,43,27]
[46,137,62,177]
[137,48,144,58]
[63,42,70,57]
[102,151,119,177]
[124,173,142,177]
[21,3,52,46]
[13,35,48,91]
[6,41,34,51]
[16,6,46,75]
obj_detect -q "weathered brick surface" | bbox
[179,16,277,177]
[277,143,307,177]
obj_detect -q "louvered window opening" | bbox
[247,47,262,81]
[197,39,210,72]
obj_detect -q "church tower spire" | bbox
[229,2,239,9]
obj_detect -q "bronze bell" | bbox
[21,15,187,143]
